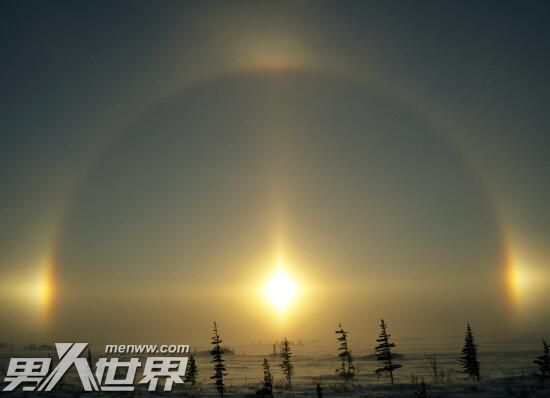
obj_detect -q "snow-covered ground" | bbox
[1,336,548,397]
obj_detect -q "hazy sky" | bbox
[1,1,549,346]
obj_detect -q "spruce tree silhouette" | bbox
[335,322,355,382]
[459,323,481,382]
[533,339,549,387]
[280,337,294,387]
[316,382,323,398]
[256,357,273,397]
[185,354,198,385]
[374,319,401,383]
[86,348,93,370]
[210,322,227,397]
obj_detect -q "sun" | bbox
[263,267,298,312]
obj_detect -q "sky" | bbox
[0,1,549,346]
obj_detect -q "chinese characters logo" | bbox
[3,343,189,392]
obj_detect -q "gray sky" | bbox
[0,1,549,345]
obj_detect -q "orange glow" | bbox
[504,241,547,314]
[33,267,54,315]
[0,256,55,323]
[507,261,529,304]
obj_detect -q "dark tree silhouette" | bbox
[316,382,323,398]
[374,319,401,383]
[414,379,431,398]
[210,322,227,397]
[459,323,480,382]
[185,354,199,385]
[86,348,93,369]
[425,352,440,384]
[534,339,550,387]
[280,337,294,387]
[256,357,273,397]
[335,322,355,382]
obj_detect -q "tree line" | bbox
[182,321,550,397]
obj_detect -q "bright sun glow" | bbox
[263,267,298,312]
[0,261,54,322]
[32,272,53,310]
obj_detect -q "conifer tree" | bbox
[459,323,480,382]
[87,348,93,371]
[210,322,227,397]
[316,382,323,398]
[335,322,355,382]
[185,354,199,385]
[87,348,92,365]
[374,319,401,383]
[280,337,294,387]
[256,357,273,397]
[534,339,550,387]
